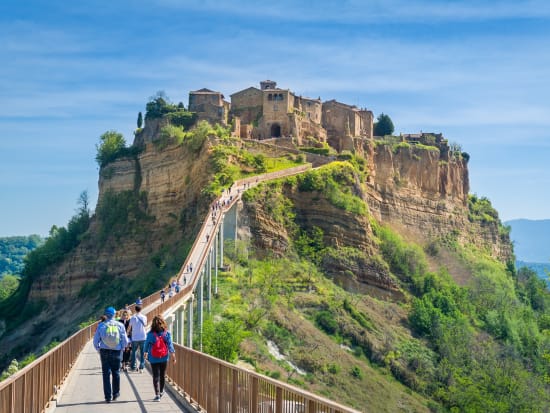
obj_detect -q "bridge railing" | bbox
[0,321,98,413]
[166,342,361,413]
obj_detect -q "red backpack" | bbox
[151,332,168,358]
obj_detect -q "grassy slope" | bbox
[212,258,431,412]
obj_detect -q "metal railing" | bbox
[0,322,97,413]
[166,343,361,413]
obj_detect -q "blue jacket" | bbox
[144,329,175,363]
[93,317,130,351]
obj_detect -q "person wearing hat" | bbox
[93,306,129,403]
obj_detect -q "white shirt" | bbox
[129,313,147,341]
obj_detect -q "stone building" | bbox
[188,88,230,126]
[322,100,373,151]
[188,80,373,151]
[230,86,263,126]
[230,80,328,144]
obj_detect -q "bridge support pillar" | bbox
[198,270,204,352]
[219,217,224,268]
[214,229,219,295]
[186,295,194,348]
[208,248,213,313]
[177,305,185,345]
[166,314,175,336]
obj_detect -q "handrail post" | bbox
[232,369,238,412]
[251,376,258,413]
[276,387,283,413]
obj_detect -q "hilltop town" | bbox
[171,80,448,155]
[188,80,373,149]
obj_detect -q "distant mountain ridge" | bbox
[505,219,550,263]
[516,260,550,282]
[0,235,43,278]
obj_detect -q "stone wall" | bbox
[230,87,263,125]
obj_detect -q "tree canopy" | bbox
[374,113,395,136]
[95,130,127,167]
[0,235,43,278]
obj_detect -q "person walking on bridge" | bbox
[144,315,176,401]
[129,304,147,372]
[93,306,129,403]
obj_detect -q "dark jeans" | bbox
[151,361,167,395]
[122,348,131,365]
[131,340,145,369]
[99,349,121,400]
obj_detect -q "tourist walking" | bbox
[117,309,133,371]
[160,289,165,303]
[129,304,147,372]
[144,315,176,401]
[93,306,129,403]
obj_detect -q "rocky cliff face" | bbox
[30,140,213,304]
[240,140,512,295]
[365,141,511,262]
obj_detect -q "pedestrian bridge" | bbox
[0,164,361,413]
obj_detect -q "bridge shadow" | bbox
[123,370,149,413]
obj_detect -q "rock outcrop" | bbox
[30,140,214,304]
[240,139,512,295]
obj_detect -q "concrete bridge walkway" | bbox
[52,340,187,413]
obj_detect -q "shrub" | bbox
[157,124,185,148]
[202,317,247,362]
[468,194,499,223]
[187,121,211,152]
[166,110,197,129]
[376,225,427,282]
[350,366,364,379]
[95,130,127,167]
[316,310,338,335]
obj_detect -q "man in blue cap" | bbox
[93,306,130,403]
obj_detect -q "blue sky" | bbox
[1,0,549,236]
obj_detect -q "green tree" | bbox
[374,113,395,136]
[77,190,90,218]
[202,317,247,362]
[0,274,19,301]
[95,130,126,167]
[137,111,143,129]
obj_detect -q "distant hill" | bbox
[505,219,550,263]
[516,260,550,282]
[0,235,43,278]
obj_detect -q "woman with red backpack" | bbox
[144,315,176,401]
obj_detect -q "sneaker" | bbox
[139,368,144,374]
[159,391,164,399]
[105,398,112,403]
[113,393,120,401]
[153,395,161,402]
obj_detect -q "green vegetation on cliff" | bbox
[207,162,550,412]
